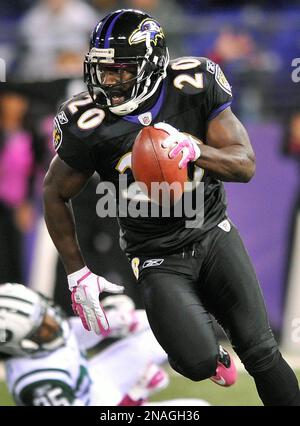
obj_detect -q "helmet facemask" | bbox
[84,31,169,116]
[21,302,67,357]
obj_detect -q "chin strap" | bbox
[109,99,139,116]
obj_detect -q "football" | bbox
[132,126,187,204]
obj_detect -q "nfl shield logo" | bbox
[138,112,152,126]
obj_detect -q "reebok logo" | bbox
[142,259,164,268]
[57,111,68,124]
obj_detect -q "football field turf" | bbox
[1,370,300,406]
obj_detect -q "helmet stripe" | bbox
[94,13,113,48]
[104,10,126,48]
[0,295,34,305]
[0,307,30,317]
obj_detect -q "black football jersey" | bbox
[54,57,232,255]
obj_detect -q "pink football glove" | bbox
[68,266,124,335]
[154,122,201,169]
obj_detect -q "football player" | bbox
[0,283,211,406]
[43,9,300,405]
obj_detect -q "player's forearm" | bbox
[195,144,255,182]
[43,186,85,274]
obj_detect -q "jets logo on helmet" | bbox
[129,19,164,46]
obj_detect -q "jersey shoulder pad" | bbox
[53,91,91,151]
[53,91,106,152]
[56,90,106,134]
[169,57,232,96]
[18,379,75,406]
[168,57,213,94]
[58,91,94,119]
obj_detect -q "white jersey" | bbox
[5,325,91,406]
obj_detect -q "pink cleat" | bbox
[210,345,237,387]
[144,364,170,395]
[119,364,169,406]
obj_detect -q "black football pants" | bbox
[132,221,300,406]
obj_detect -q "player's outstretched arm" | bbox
[43,155,124,335]
[197,107,256,182]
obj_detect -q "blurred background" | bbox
[0,0,300,405]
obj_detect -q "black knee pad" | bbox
[239,338,279,375]
[169,355,218,381]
